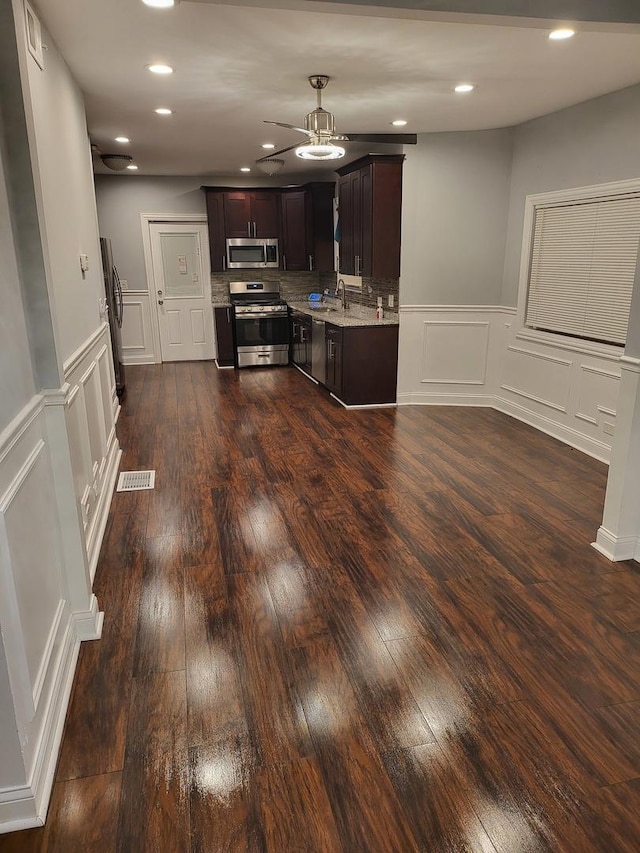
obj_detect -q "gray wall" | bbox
[95,174,304,293]
[0,114,37,432]
[502,82,640,305]
[400,129,514,305]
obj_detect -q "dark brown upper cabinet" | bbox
[203,183,335,273]
[280,183,335,273]
[336,154,404,280]
[223,191,279,239]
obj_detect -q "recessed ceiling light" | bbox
[147,63,174,75]
[549,28,575,40]
[262,143,275,150]
[155,107,173,115]
[115,136,130,143]
[127,164,139,170]
[391,120,407,127]
[454,83,474,93]
[142,0,177,7]
[240,167,251,172]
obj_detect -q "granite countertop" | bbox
[287,301,399,328]
[211,296,399,327]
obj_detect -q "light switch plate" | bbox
[120,279,128,290]
[79,253,89,272]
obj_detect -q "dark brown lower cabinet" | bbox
[325,323,398,406]
[290,311,312,373]
[214,306,235,366]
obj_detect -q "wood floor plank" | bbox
[293,637,420,852]
[383,744,497,852]
[257,757,343,853]
[0,773,122,853]
[56,511,146,780]
[314,564,436,752]
[189,745,264,853]
[117,670,188,852]
[133,533,186,675]
[228,572,314,766]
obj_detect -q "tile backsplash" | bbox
[211,270,322,304]
[212,270,399,309]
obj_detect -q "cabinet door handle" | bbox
[355,255,360,276]
[309,255,313,271]
[247,221,251,237]
[222,255,226,271]
[328,340,334,358]
[252,222,257,238]
[226,307,230,322]
[282,254,287,271]
[300,328,306,343]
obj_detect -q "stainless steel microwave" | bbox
[226,238,279,269]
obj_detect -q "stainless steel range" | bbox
[229,281,289,368]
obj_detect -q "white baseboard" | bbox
[0,617,80,833]
[122,356,156,365]
[592,526,640,562]
[73,593,104,641]
[494,395,611,463]
[397,391,493,407]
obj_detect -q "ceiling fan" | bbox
[256,75,416,165]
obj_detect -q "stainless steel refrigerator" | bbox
[99,237,126,397]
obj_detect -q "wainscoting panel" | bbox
[576,364,621,427]
[64,322,121,578]
[121,292,157,364]
[398,305,510,406]
[422,321,490,385]
[501,345,572,414]
[398,305,620,462]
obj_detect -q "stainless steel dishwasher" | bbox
[311,317,326,383]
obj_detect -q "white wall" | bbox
[23,19,103,363]
[400,129,513,306]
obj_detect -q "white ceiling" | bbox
[36,0,640,180]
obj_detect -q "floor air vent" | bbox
[116,470,156,492]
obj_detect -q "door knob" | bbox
[158,300,164,305]
[157,290,163,295]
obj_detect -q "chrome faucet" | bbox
[337,279,348,311]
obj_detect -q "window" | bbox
[525,190,640,346]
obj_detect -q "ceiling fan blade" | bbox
[342,133,417,145]
[264,121,312,136]
[256,143,300,162]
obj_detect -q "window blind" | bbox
[525,195,640,345]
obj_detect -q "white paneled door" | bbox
[149,222,215,361]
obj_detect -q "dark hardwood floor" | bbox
[3,362,640,851]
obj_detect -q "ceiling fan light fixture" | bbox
[101,153,134,171]
[296,141,345,161]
